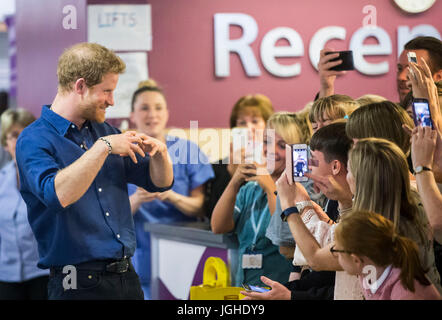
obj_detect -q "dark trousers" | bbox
[48,259,144,300]
[0,275,49,300]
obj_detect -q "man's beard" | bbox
[79,101,106,123]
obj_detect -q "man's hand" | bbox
[137,133,168,158]
[102,131,146,163]
[240,276,291,300]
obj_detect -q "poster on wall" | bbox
[87,4,152,51]
[106,52,148,119]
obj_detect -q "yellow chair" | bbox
[189,257,245,300]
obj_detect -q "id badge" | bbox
[242,253,263,269]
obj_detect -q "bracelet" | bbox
[99,137,112,154]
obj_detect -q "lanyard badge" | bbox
[242,200,266,269]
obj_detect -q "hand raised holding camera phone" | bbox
[318,48,353,97]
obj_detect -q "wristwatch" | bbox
[414,166,431,175]
[280,200,313,221]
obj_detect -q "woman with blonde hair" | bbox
[309,94,358,133]
[348,138,440,292]
[334,210,440,300]
[346,101,414,156]
[211,112,303,287]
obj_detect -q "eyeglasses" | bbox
[330,244,352,257]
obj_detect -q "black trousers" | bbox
[48,259,144,300]
[0,275,49,300]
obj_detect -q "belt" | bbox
[50,258,130,276]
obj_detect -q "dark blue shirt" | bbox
[15,105,172,269]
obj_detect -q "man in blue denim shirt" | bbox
[15,43,174,300]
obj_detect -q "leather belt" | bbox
[50,258,130,276]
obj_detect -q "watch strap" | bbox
[280,206,299,222]
[414,166,431,175]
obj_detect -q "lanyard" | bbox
[250,199,267,251]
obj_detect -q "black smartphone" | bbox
[325,50,354,71]
[412,98,433,128]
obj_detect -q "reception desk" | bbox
[145,221,239,300]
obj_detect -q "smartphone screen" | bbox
[242,284,270,293]
[292,145,308,182]
[412,99,433,128]
[407,52,417,64]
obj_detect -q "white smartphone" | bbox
[231,127,263,165]
[286,144,309,183]
[407,51,417,64]
[407,52,417,77]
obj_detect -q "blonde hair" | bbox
[296,102,314,140]
[346,101,414,155]
[355,94,387,107]
[349,138,427,242]
[309,94,358,123]
[335,210,431,292]
[229,94,274,128]
[1,108,36,146]
[266,112,309,145]
[57,42,126,92]
[131,78,166,112]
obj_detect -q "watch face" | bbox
[393,0,436,13]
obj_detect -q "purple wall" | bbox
[15,0,87,116]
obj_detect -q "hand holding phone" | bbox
[412,98,433,128]
[324,50,354,71]
[242,284,270,293]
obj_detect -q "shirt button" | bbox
[117,234,121,239]
[71,125,75,129]
[98,188,102,192]
[105,212,110,217]
[80,144,84,149]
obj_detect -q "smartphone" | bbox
[412,98,433,128]
[325,50,354,71]
[231,127,263,165]
[407,51,417,64]
[242,284,270,293]
[286,144,309,183]
[407,52,417,77]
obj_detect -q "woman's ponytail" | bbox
[392,234,430,292]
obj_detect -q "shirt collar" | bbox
[41,105,72,136]
[366,264,393,294]
[41,105,91,136]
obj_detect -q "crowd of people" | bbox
[0,35,441,300]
